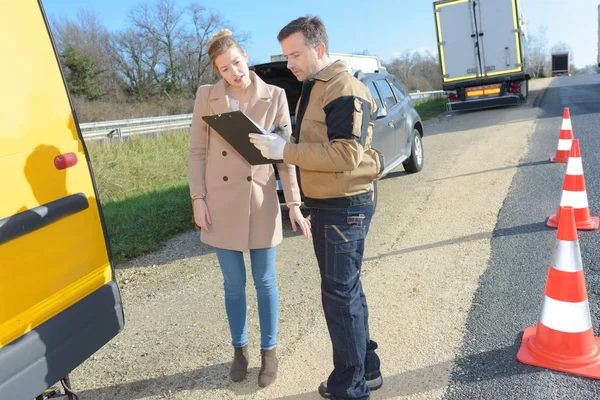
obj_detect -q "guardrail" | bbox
[80,91,447,139]
[80,114,193,139]
[408,90,445,102]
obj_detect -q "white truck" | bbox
[270,53,386,74]
[433,0,529,111]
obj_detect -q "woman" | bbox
[188,29,310,387]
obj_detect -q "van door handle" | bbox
[388,122,394,128]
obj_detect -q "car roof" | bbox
[359,71,395,82]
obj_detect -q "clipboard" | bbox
[202,111,283,165]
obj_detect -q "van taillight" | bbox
[55,153,78,170]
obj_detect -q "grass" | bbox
[86,133,193,264]
[101,184,192,264]
[414,98,448,121]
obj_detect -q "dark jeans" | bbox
[310,202,381,400]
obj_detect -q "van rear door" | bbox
[0,1,124,399]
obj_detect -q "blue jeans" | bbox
[215,247,278,350]
[311,203,381,400]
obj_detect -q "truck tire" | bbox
[402,129,424,173]
[521,80,529,102]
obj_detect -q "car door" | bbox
[374,79,407,161]
[0,2,124,399]
[389,77,413,157]
[366,80,394,162]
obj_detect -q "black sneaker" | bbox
[318,375,383,398]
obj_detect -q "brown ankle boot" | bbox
[230,345,249,382]
[258,348,278,387]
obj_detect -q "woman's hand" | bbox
[288,204,311,239]
[193,198,212,232]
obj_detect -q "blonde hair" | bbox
[207,29,245,71]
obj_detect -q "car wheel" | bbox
[402,129,424,173]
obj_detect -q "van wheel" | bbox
[403,129,424,173]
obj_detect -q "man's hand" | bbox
[249,133,286,160]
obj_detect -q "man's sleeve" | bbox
[283,81,373,172]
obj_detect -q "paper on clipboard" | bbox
[202,111,283,165]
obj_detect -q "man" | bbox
[249,15,384,400]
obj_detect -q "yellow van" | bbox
[0,1,124,399]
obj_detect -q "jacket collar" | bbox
[208,71,271,121]
[313,60,347,82]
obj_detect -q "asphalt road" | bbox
[444,74,600,399]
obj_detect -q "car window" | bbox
[375,79,397,109]
[390,80,406,102]
[391,77,408,95]
[367,81,384,111]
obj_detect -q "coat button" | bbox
[222,151,227,156]
[247,176,252,182]
[223,176,228,181]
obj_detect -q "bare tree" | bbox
[179,3,222,95]
[50,0,252,117]
[112,29,162,99]
[179,3,251,95]
[130,0,185,95]
[385,50,442,91]
[51,9,119,97]
[526,26,549,78]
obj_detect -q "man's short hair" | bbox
[277,15,329,53]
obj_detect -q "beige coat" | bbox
[189,72,301,252]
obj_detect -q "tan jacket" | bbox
[282,61,384,209]
[189,72,301,251]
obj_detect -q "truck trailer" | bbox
[551,52,570,76]
[433,0,530,111]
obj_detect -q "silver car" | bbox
[251,62,425,210]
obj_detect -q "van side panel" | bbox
[0,282,123,400]
[0,1,124,398]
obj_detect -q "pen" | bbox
[271,124,288,134]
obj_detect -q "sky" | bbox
[41,0,600,68]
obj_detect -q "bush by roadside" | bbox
[73,96,194,123]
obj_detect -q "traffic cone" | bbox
[547,139,599,230]
[517,206,600,379]
[550,108,574,163]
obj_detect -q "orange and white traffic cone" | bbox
[550,108,574,163]
[547,139,599,230]
[517,206,600,378]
